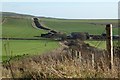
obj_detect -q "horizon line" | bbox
[1,11,118,19]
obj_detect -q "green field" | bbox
[2,40,59,61]
[85,41,106,49]
[2,15,119,61]
[85,40,118,50]
[40,18,118,35]
[2,17,46,38]
[40,18,118,49]
[2,17,59,61]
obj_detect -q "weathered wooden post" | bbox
[78,51,81,62]
[92,53,95,68]
[75,50,78,58]
[71,49,74,59]
[106,24,113,70]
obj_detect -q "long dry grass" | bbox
[1,41,120,79]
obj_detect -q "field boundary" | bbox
[0,38,55,40]
[31,18,40,30]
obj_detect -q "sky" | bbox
[1,0,120,2]
[1,0,120,19]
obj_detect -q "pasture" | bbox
[2,16,119,61]
[2,40,59,61]
[85,40,118,50]
[2,17,46,38]
[2,17,59,61]
[40,18,118,35]
[40,18,118,49]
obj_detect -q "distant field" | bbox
[2,16,119,61]
[40,18,118,35]
[2,40,59,61]
[2,17,59,61]
[85,41,106,49]
[85,40,118,50]
[40,18,119,49]
[2,17,46,38]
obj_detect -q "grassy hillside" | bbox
[40,18,118,35]
[1,12,119,61]
[1,13,59,61]
[2,17,46,38]
[40,18,119,49]
[1,12,34,18]
[2,13,120,79]
[2,17,59,61]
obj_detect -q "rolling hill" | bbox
[1,12,34,18]
[1,12,59,61]
[1,12,119,61]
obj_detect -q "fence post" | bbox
[92,53,95,68]
[106,24,113,70]
[75,50,77,58]
[71,49,74,59]
[78,51,82,63]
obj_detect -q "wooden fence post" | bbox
[75,50,77,58]
[92,53,95,68]
[71,49,74,59]
[78,51,82,63]
[106,24,113,70]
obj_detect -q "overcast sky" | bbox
[1,0,119,19]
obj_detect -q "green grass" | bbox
[40,18,118,23]
[2,40,59,61]
[85,41,106,50]
[2,17,46,38]
[2,17,119,61]
[2,17,59,61]
[0,22,2,38]
[85,40,118,50]
[40,18,118,49]
[40,18,118,35]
